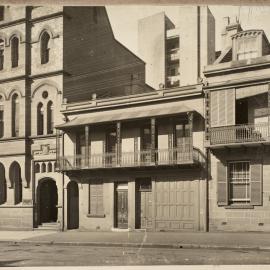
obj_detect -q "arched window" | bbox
[48,162,52,172]
[10,162,22,205]
[11,93,19,137]
[41,162,46,173]
[0,163,6,205]
[47,101,54,134]
[35,163,40,173]
[37,103,44,135]
[40,32,50,64]
[0,38,4,70]
[11,36,19,68]
[0,95,3,138]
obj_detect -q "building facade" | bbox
[204,18,270,231]
[0,6,148,230]
[138,6,216,89]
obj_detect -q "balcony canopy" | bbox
[57,104,194,130]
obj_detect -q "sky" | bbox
[106,5,270,56]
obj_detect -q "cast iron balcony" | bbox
[58,147,205,171]
[209,122,270,145]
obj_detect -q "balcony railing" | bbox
[210,122,270,145]
[58,147,205,171]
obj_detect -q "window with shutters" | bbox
[228,161,250,204]
[217,160,262,207]
[88,181,104,216]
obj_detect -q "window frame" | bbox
[40,31,50,65]
[11,36,19,68]
[0,38,4,70]
[228,160,250,205]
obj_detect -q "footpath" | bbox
[0,230,270,251]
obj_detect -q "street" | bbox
[1,242,270,266]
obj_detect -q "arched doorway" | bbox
[67,181,79,229]
[37,178,58,225]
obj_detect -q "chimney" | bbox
[221,16,242,51]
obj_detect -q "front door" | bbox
[136,178,152,229]
[115,183,128,229]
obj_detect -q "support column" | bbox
[151,118,156,164]
[116,122,121,166]
[85,125,89,167]
[268,84,270,138]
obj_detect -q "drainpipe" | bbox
[205,147,210,232]
[61,132,65,232]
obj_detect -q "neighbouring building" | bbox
[204,17,270,231]
[138,6,216,89]
[0,5,149,230]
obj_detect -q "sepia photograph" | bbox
[0,2,270,268]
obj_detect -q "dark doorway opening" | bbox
[37,178,58,225]
[236,98,249,124]
[67,181,79,230]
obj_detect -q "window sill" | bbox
[87,214,105,218]
[225,205,254,209]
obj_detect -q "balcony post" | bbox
[267,84,270,140]
[116,122,121,166]
[85,125,89,167]
[151,118,156,164]
[188,112,193,160]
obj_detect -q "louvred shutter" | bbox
[250,161,262,206]
[217,161,228,206]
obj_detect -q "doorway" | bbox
[135,178,152,229]
[37,178,58,225]
[67,181,79,230]
[115,183,128,229]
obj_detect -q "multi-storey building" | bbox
[0,6,148,230]
[204,17,270,231]
[138,6,216,89]
[57,83,206,231]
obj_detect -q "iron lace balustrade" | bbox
[210,122,270,145]
[58,147,204,171]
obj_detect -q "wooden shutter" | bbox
[210,89,235,127]
[217,161,228,206]
[250,161,262,206]
[210,91,218,127]
[89,182,104,216]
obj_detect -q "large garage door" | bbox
[155,179,199,231]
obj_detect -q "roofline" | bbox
[61,84,203,115]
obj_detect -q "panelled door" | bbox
[115,183,128,229]
[155,178,198,231]
[136,178,152,229]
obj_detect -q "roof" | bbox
[56,104,194,130]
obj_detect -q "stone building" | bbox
[204,17,270,231]
[0,6,148,230]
